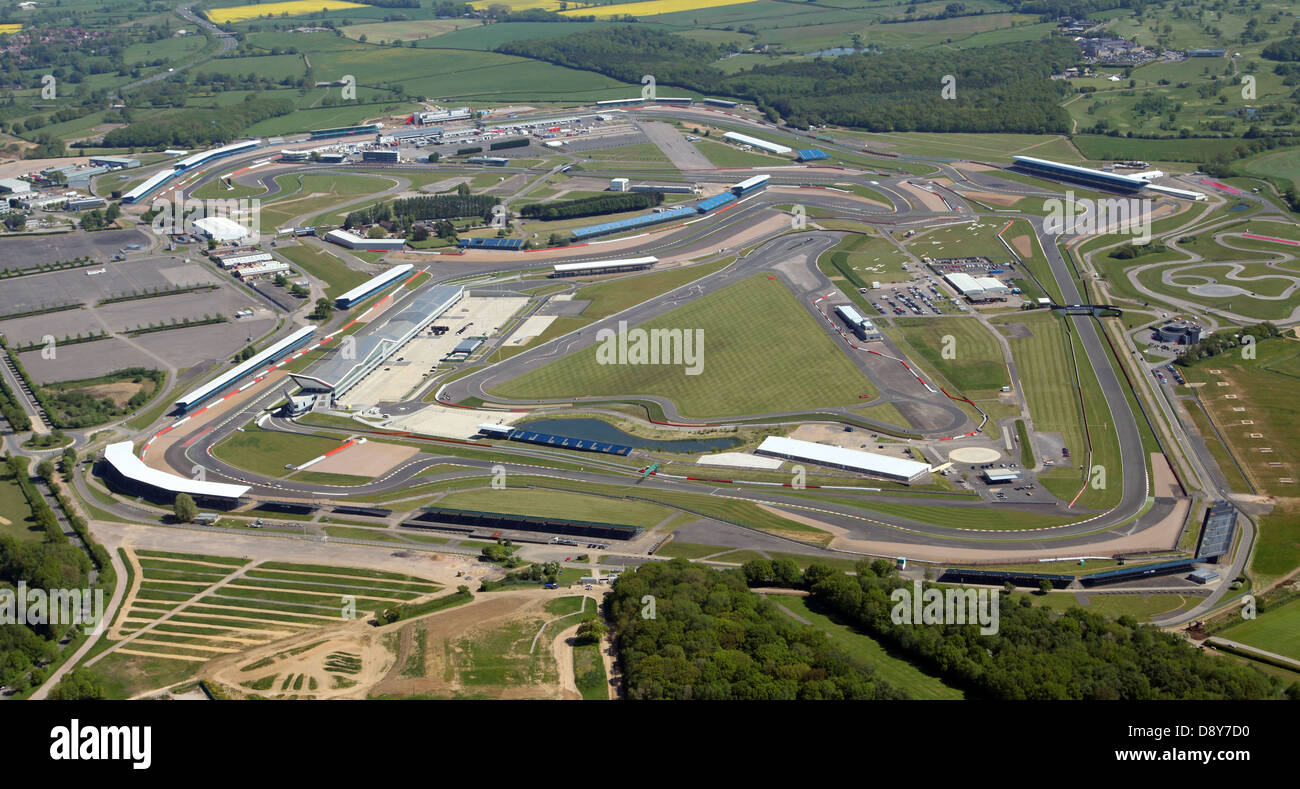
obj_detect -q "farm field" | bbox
[490,273,879,417]
[207,1,366,24]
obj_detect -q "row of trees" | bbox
[98,95,295,149]
[519,191,663,221]
[344,192,498,229]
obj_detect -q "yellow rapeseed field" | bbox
[207,0,367,25]
[0,24,23,34]
[561,0,756,18]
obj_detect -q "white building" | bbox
[943,272,987,301]
[194,215,252,243]
[324,228,406,251]
[974,276,1009,297]
[721,131,792,155]
[610,177,630,192]
[234,261,290,279]
[755,436,930,484]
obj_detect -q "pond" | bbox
[519,418,740,454]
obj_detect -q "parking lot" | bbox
[0,256,221,315]
[0,228,150,270]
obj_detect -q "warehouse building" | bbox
[324,228,406,252]
[194,215,252,243]
[755,436,931,484]
[234,260,290,279]
[88,155,140,169]
[214,250,273,269]
[299,285,464,400]
[334,263,414,309]
[834,304,881,341]
[279,149,312,162]
[974,276,1009,298]
[631,183,699,194]
[721,131,792,155]
[101,441,250,506]
[0,177,31,194]
[66,196,107,211]
[362,149,399,163]
[944,271,988,301]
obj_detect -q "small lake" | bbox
[520,418,740,453]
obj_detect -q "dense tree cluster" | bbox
[0,360,31,432]
[806,560,1278,699]
[607,559,906,700]
[519,191,663,221]
[38,368,163,429]
[499,28,1075,132]
[1263,36,1300,62]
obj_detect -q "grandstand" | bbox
[173,326,315,412]
[569,204,697,242]
[722,131,792,155]
[478,424,633,456]
[407,505,643,541]
[175,139,261,171]
[1195,501,1238,562]
[458,237,525,250]
[695,192,738,213]
[324,228,406,252]
[309,123,381,139]
[1010,155,1146,193]
[300,285,464,400]
[701,98,738,107]
[334,263,415,309]
[731,174,771,196]
[796,148,831,162]
[552,256,657,277]
[101,441,250,505]
[120,168,179,204]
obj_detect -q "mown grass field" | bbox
[434,486,673,527]
[211,427,344,477]
[892,316,1010,397]
[1220,597,1300,662]
[275,243,369,301]
[574,259,733,320]
[491,274,878,418]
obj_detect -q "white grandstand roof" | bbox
[175,139,261,170]
[174,326,314,409]
[104,441,250,499]
[553,256,657,273]
[336,264,414,304]
[722,131,792,155]
[756,436,930,480]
